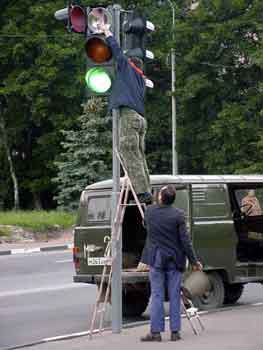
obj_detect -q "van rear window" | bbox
[87,196,111,222]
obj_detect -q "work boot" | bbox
[137,192,152,205]
[140,332,162,342]
[171,331,181,341]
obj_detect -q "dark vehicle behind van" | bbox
[73,175,263,316]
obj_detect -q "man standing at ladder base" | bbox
[140,185,203,342]
[100,23,152,204]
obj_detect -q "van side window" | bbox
[87,196,111,222]
[153,187,189,216]
[173,189,189,216]
[193,187,228,218]
[235,188,263,216]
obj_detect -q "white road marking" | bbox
[0,283,89,298]
[12,247,41,254]
[55,259,72,263]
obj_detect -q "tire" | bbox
[224,284,244,304]
[192,272,225,310]
[122,284,150,317]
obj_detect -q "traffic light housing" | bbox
[121,11,155,87]
[55,4,115,96]
[84,7,115,96]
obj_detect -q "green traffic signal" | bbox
[85,67,112,94]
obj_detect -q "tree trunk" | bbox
[33,192,42,210]
[0,114,20,210]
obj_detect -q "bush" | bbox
[0,210,76,232]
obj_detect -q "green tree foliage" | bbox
[0,0,84,208]
[54,98,111,211]
[174,0,263,174]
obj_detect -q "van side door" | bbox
[191,184,238,282]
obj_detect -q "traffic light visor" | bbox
[70,5,86,33]
[85,67,112,94]
[85,37,112,63]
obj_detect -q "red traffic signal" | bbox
[69,5,86,33]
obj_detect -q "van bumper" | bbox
[73,271,149,284]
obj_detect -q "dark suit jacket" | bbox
[141,204,198,271]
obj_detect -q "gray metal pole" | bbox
[167,0,178,175]
[111,108,122,333]
[111,4,122,334]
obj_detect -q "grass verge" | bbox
[0,210,76,233]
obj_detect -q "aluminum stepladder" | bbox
[181,288,205,335]
[89,152,145,339]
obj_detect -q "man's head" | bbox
[158,185,176,206]
[129,57,144,70]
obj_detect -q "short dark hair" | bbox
[160,185,176,205]
[129,57,143,70]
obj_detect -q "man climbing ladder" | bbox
[99,23,152,204]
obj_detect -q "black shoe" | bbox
[137,192,152,205]
[171,331,181,341]
[140,332,162,342]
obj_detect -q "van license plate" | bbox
[88,257,112,266]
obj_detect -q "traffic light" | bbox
[121,11,155,88]
[55,4,115,96]
[54,3,87,34]
[85,7,115,96]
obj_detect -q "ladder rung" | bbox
[120,203,145,207]
[97,308,106,314]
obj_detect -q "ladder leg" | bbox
[181,295,199,335]
[98,268,112,333]
[89,264,109,338]
[197,314,205,331]
[89,180,127,337]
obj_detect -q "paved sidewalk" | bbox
[28,305,263,350]
[0,231,73,255]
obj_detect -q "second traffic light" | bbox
[85,7,115,96]
[121,11,155,88]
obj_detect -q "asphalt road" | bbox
[0,251,98,350]
[0,251,262,350]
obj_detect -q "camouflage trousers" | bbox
[119,107,150,194]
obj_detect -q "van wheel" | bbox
[224,284,244,304]
[122,285,150,317]
[192,272,224,310]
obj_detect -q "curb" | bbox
[5,303,263,350]
[0,243,73,256]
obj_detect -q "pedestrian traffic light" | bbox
[85,7,115,96]
[121,11,155,88]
